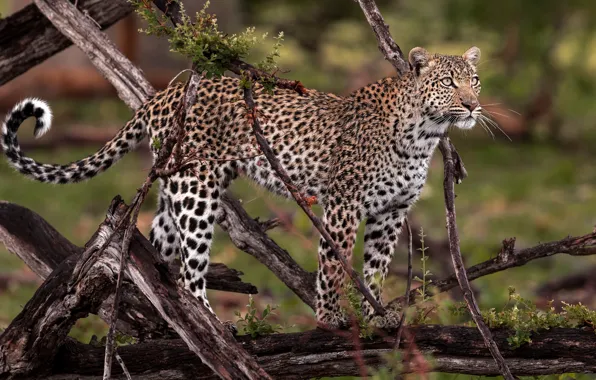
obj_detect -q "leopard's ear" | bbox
[408,47,432,76]
[463,46,481,67]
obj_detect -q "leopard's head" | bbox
[409,46,481,130]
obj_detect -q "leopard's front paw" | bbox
[316,311,349,330]
[368,308,402,330]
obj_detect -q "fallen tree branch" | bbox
[0,0,133,86]
[40,326,596,379]
[0,201,256,339]
[34,0,154,109]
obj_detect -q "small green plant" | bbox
[235,295,282,338]
[411,227,434,324]
[131,0,284,79]
[342,280,374,339]
[481,287,596,348]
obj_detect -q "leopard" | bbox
[1,46,482,329]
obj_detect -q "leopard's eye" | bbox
[440,77,454,87]
[471,76,480,86]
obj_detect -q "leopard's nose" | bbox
[462,99,479,111]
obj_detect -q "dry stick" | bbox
[439,138,516,380]
[355,0,410,76]
[114,352,132,380]
[394,217,413,350]
[242,85,385,317]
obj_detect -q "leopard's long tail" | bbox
[1,98,148,184]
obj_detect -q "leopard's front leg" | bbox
[362,206,407,329]
[315,202,360,329]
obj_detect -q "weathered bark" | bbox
[218,194,316,310]
[36,327,596,379]
[33,0,154,109]
[0,201,256,340]
[0,0,133,86]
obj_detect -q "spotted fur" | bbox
[1,47,482,328]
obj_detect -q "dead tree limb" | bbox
[355,0,410,75]
[40,327,596,379]
[0,0,133,86]
[0,201,256,340]
[34,0,154,109]
[218,194,317,310]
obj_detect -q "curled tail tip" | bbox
[8,98,53,139]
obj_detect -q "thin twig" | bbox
[394,217,412,350]
[114,352,132,380]
[242,84,385,317]
[439,138,516,380]
[387,224,596,308]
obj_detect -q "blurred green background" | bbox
[1,0,595,379]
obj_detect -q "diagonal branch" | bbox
[354,0,410,76]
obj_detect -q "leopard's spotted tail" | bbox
[1,98,148,184]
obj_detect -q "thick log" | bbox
[37,327,596,379]
[0,201,257,340]
[0,0,133,86]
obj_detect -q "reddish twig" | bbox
[242,83,385,316]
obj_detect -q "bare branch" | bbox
[33,0,154,109]
[354,0,410,75]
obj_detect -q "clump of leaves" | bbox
[89,333,137,347]
[235,295,282,338]
[131,0,284,79]
[342,280,374,339]
[481,287,596,348]
[369,351,403,380]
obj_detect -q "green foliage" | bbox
[481,287,596,349]
[89,332,138,347]
[130,0,284,79]
[235,295,282,338]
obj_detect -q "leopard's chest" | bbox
[363,154,432,217]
